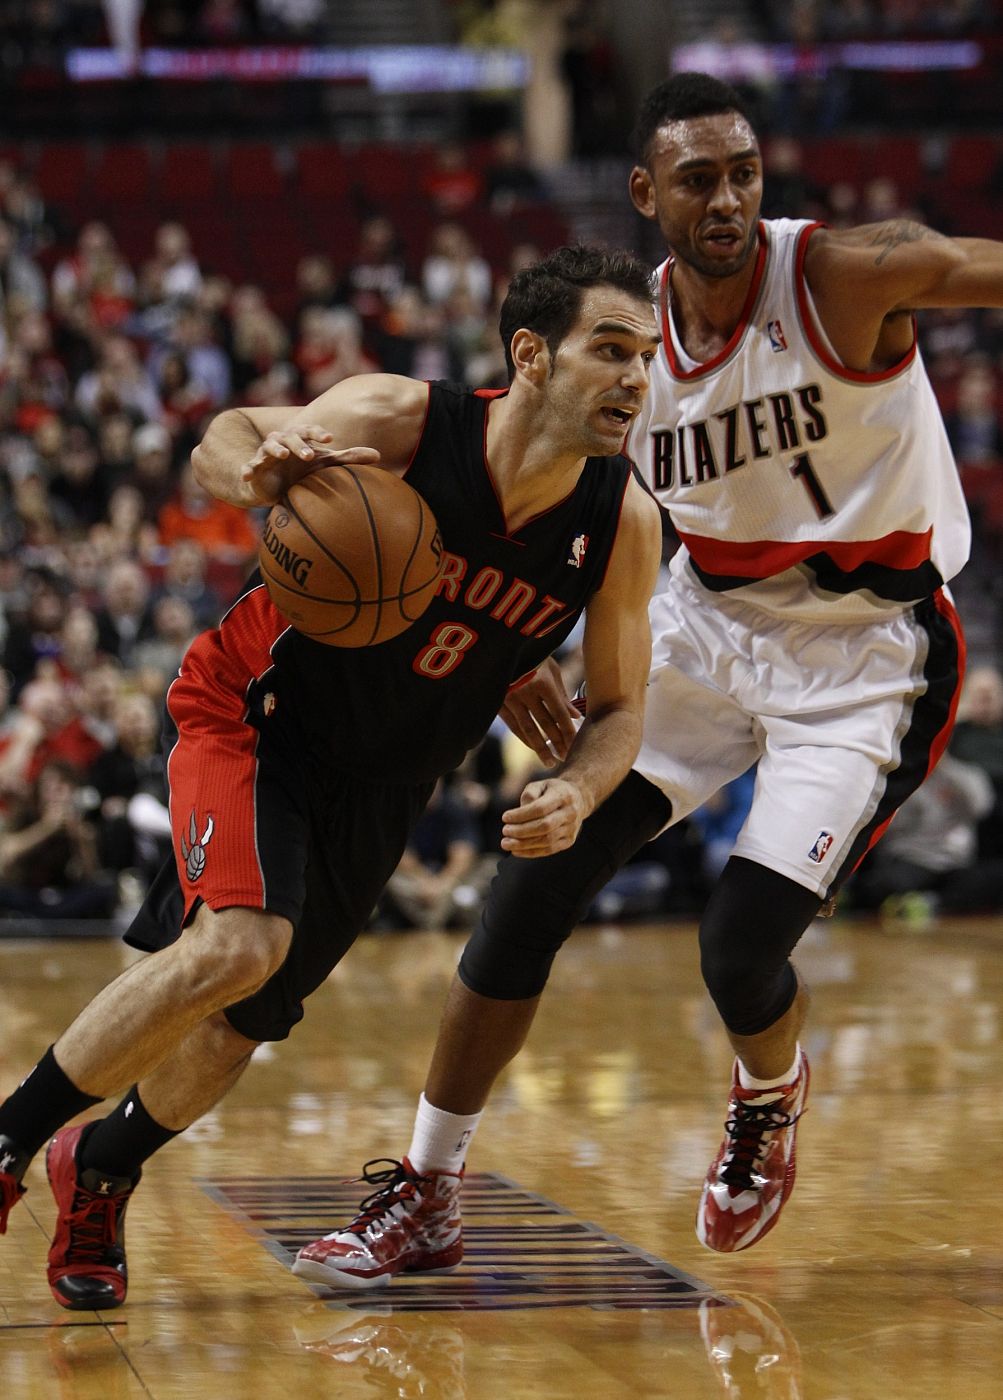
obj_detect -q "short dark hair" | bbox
[632,71,754,166]
[498,244,655,379]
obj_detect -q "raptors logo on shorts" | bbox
[180,811,215,882]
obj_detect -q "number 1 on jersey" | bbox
[789,451,835,519]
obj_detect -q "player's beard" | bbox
[671,223,758,280]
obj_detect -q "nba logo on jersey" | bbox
[808,830,834,864]
[568,533,589,568]
[767,319,788,352]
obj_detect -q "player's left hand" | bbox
[500,777,588,858]
[242,432,381,505]
[498,658,580,768]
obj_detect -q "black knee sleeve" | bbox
[699,857,822,1037]
[459,771,670,1000]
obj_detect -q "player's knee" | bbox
[180,907,292,1006]
[699,931,791,1034]
[698,857,819,1034]
[200,1010,262,1069]
[459,865,588,999]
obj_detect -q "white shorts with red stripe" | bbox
[635,573,965,898]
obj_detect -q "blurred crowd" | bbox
[0,129,574,925]
[3,118,1003,926]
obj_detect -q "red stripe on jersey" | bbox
[794,222,918,383]
[677,526,934,580]
[165,586,289,919]
[660,226,768,380]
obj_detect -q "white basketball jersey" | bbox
[628,218,971,623]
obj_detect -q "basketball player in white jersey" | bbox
[294,72,999,1288]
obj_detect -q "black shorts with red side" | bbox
[125,727,434,1041]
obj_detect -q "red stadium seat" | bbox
[92,144,153,203]
[101,209,160,265]
[803,139,865,191]
[943,136,1000,193]
[34,143,93,203]
[862,137,922,196]
[160,144,219,204]
[224,143,286,200]
[292,144,353,200]
[353,144,424,204]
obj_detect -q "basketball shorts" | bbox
[125,713,434,1041]
[635,577,965,899]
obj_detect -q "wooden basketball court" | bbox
[2,912,1002,1397]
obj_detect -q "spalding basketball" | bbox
[259,462,444,646]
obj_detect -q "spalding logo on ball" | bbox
[259,463,444,647]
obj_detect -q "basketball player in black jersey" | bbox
[0,246,663,1309]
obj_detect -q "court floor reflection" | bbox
[1,916,1003,1397]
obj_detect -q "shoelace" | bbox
[0,1175,26,1234]
[718,1099,802,1189]
[64,1188,127,1263]
[344,1158,430,1238]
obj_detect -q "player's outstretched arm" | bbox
[500,478,662,858]
[191,373,430,508]
[806,221,1003,372]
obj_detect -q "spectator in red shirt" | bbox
[25,659,123,786]
[421,142,484,215]
[157,461,258,566]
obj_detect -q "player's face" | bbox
[629,112,762,279]
[546,288,660,454]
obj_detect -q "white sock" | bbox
[407,1093,482,1175]
[737,1045,802,1094]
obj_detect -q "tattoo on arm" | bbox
[869,221,948,267]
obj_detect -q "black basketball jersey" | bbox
[169,382,634,784]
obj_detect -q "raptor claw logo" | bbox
[180,810,215,883]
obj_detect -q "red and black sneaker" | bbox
[46,1124,139,1310]
[0,1134,28,1234]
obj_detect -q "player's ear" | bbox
[629,165,656,219]
[510,328,549,383]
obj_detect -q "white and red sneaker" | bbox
[696,1051,810,1253]
[292,1157,464,1290]
[0,1134,28,1234]
[293,1304,466,1397]
[699,1292,803,1398]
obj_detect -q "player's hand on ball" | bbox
[500,778,588,857]
[242,430,380,505]
[499,658,580,768]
